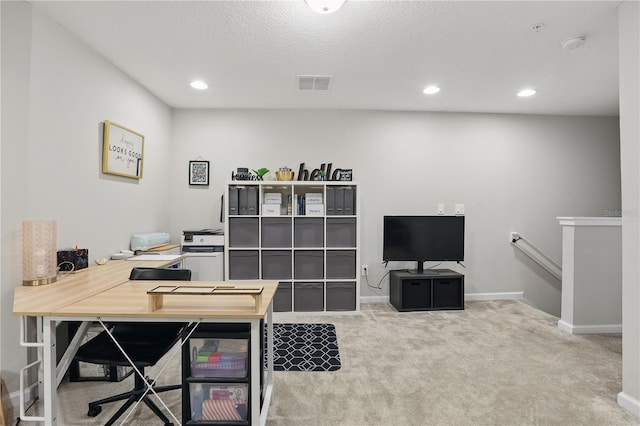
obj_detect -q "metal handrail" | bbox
[510,232,562,281]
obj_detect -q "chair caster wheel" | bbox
[87,404,102,417]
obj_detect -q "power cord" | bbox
[365,262,391,290]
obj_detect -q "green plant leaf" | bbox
[253,167,269,176]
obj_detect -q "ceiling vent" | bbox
[297,75,333,91]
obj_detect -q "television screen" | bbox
[383,216,465,267]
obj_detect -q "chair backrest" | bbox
[129,267,191,281]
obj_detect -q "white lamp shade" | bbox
[22,220,57,286]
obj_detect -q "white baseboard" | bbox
[463,292,524,301]
[618,392,640,417]
[558,319,622,334]
[360,295,389,304]
[360,292,525,305]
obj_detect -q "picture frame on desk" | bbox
[189,160,210,186]
[102,120,144,179]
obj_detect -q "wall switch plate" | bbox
[437,203,445,215]
[455,204,465,215]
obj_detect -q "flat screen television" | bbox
[383,215,465,274]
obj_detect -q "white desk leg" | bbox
[42,317,57,425]
[260,303,274,426]
[250,319,260,425]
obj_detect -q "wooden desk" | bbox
[13,258,277,426]
[13,258,187,315]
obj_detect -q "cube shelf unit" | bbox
[225,180,360,312]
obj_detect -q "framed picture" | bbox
[189,160,210,185]
[102,120,144,179]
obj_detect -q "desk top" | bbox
[13,257,277,319]
[13,257,185,316]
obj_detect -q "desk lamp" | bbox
[22,220,57,286]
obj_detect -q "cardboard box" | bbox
[263,192,282,204]
[305,204,324,216]
[305,193,323,204]
[262,204,281,216]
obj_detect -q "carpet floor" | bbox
[19,300,640,426]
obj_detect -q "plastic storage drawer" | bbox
[188,338,248,378]
[188,383,248,422]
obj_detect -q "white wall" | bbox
[1,1,172,401]
[618,0,640,416]
[169,109,621,316]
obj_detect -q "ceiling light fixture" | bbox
[517,89,537,97]
[305,0,346,14]
[422,86,441,95]
[561,35,586,50]
[190,80,208,90]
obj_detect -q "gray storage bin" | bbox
[262,250,292,279]
[326,250,356,279]
[294,250,324,279]
[273,282,292,312]
[228,250,259,279]
[326,282,356,311]
[229,218,259,247]
[262,217,292,247]
[294,282,324,311]
[294,218,324,247]
[326,218,356,247]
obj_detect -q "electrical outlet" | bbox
[455,204,465,215]
[361,265,368,276]
[437,203,445,215]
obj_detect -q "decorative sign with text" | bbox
[102,120,144,179]
[297,163,352,181]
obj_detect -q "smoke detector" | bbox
[561,35,586,50]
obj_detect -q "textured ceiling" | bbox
[29,1,622,116]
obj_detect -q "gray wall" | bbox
[168,109,621,316]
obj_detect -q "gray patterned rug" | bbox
[265,323,341,371]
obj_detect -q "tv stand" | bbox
[389,269,464,311]
[407,269,441,276]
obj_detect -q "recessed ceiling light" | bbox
[305,0,346,14]
[190,80,208,90]
[517,89,536,97]
[422,86,440,95]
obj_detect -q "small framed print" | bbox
[189,160,210,186]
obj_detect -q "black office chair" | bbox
[74,267,192,426]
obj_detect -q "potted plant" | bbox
[252,167,270,180]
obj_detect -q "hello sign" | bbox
[297,163,352,181]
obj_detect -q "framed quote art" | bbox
[189,160,210,186]
[102,120,144,179]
